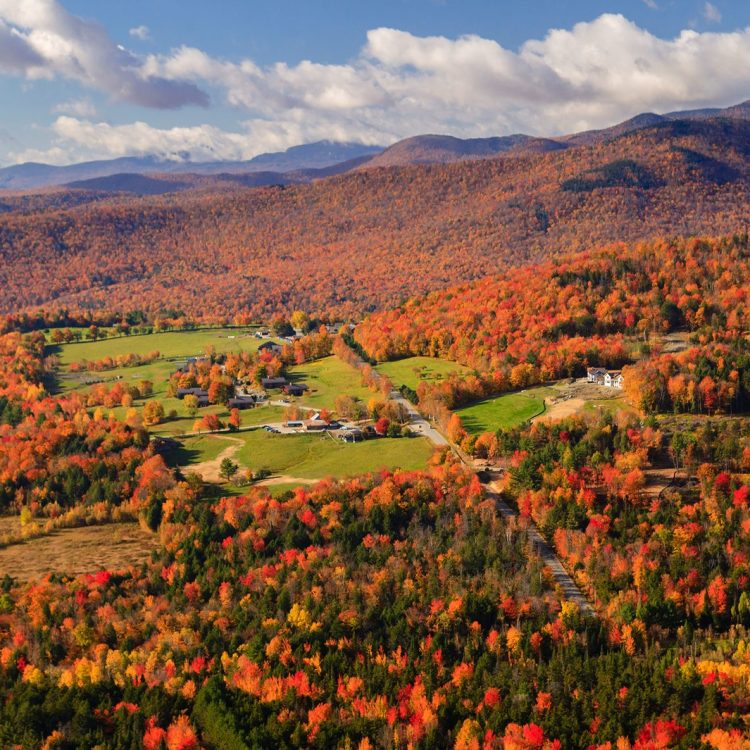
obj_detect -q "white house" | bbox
[587,367,607,384]
[604,371,624,389]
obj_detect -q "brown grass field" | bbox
[0,523,160,583]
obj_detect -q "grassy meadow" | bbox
[51,327,270,365]
[457,389,551,434]
[171,430,434,482]
[288,355,373,409]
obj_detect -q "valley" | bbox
[1,87,750,748]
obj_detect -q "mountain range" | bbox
[3,99,750,193]
[0,141,383,191]
[2,111,750,321]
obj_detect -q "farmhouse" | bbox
[173,355,209,375]
[586,367,608,384]
[587,367,624,389]
[258,341,283,354]
[604,370,624,389]
[227,396,257,410]
[176,387,209,406]
[283,383,308,397]
[261,376,287,389]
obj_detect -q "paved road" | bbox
[482,480,595,616]
[265,342,596,617]
[390,390,449,446]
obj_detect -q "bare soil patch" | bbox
[658,331,692,353]
[533,378,630,422]
[536,397,585,422]
[255,475,318,487]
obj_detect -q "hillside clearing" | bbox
[458,390,551,434]
[51,327,269,365]
[169,430,434,484]
[0,523,159,583]
[288,355,373,409]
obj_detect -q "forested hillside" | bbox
[356,233,749,390]
[1,324,749,748]
[2,118,750,320]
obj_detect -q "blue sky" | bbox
[1,0,749,165]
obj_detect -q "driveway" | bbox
[390,391,449,446]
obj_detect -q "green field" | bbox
[288,356,373,410]
[50,328,288,436]
[175,430,433,480]
[165,434,231,465]
[51,327,271,365]
[56,359,176,395]
[457,389,551,434]
[99,402,287,437]
[375,356,471,391]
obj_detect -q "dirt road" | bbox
[183,435,244,482]
[483,480,596,617]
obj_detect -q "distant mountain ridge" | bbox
[62,154,377,195]
[561,100,750,146]
[2,98,750,194]
[0,141,384,191]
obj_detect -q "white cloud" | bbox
[4,5,750,165]
[704,2,722,22]
[53,97,97,117]
[0,0,207,107]
[642,0,659,9]
[145,15,750,144]
[129,25,150,41]
[9,115,387,165]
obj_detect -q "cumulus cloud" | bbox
[4,5,750,164]
[10,115,388,165]
[0,0,207,108]
[143,15,750,146]
[129,25,150,40]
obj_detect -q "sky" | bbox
[1,0,750,166]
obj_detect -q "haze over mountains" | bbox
[3,99,750,194]
[0,141,383,191]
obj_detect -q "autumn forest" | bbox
[2,102,750,750]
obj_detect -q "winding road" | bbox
[482,479,595,616]
[343,345,595,616]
